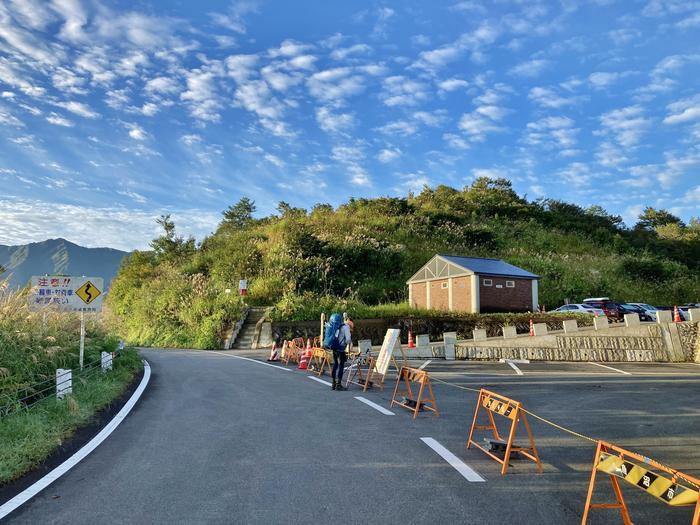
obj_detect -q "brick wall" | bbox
[478,276,533,312]
[452,276,472,312]
[429,279,449,311]
[410,282,427,309]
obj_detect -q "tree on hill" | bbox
[150,214,195,261]
[222,197,256,228]
[635,207,684,231]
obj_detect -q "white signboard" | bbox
[30,275,104,312]
[375,328,401,376]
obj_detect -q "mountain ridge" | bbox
[0,238,129,290]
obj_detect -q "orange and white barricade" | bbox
[467,389,542,475]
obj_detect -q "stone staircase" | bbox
[232,307,268,349]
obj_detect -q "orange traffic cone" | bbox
[267,342,279,362]
[529,319,535,337]
[408,330,415,348]
[306,338,312,351]
[673,305,682,323]
[298,348,310,370]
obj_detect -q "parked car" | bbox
[619,304,654,322]
[582,298,623,321]
[554,303,606,316]
[626,303,658,322]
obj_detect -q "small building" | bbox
[407,254,539,313]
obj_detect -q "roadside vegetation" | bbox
[0,280,143,484]
[108,178,700,347]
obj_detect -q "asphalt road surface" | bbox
[4,350,700,524]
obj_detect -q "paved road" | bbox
[4,351,700,524]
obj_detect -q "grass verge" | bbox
[0,348,143,485]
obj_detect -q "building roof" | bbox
[438,254,539,279]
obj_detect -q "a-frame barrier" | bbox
[467,388,542,476]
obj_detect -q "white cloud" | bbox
[377,148,401,163]
[225,54,259,82]
[395,172,430,194]
[264,153,285,168]
[46,112,74,127]
[663,94,700,125]
[443,133,469,149]
[307,67,366,103]
[209,1,258,34]
[598,105,651,147]
[509,58,550,77]
[438,78,469,93]
[588,71,622,89]
[0,107,23,127]
[381,76,429,107]
[117,190,148,204]
[0,197,220,250]
[348,165,370,186]
[525,116,579,155]
[413,110,447,127]
[180,134,202,146]
[54,100,99,118]
[181,68,222,122]
[412,23,499,71]
[145,76,179,95]
[528,86,578,109]
[377,120,418,136]
[316,106,354,133]
[268,39,313,58]
[126,122,148,140]
[330,44,371,61]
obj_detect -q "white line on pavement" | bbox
[354,396,395,415]
[504,359,524,375]
[420,437,485,482]
[0,361,152,520]
[498,358,530,364]
[588,362,631,375]
[308,376,333,386]
[210,351,291,371]
[418,360,432,370]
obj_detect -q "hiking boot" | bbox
[331,380,337,390]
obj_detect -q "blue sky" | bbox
[1,0,699,250]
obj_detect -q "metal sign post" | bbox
[79,311,85,370]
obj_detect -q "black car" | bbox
[619,304,653,322]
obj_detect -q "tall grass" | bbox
[0,279,118,411]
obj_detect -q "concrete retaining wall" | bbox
[455,321,699,362]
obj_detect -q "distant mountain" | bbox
[0,238,129,290]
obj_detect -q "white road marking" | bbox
[210,351,291,371]
[588,362,631,375]
[504,359,524,375]
[308,376,333,386]
[418,360,432,370]
[498,358,530,364]
[0,361,152,520]
[354,396,395,415]
[420,437,485,482]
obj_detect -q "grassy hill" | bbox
[0,238,128,290]
[107,178,700,348]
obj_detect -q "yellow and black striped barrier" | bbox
[582,440,700,524]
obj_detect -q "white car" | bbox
[626,303,658,321]
[554,303,606,316]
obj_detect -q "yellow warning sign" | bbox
[75,280,101,304]
[597,452,699,506]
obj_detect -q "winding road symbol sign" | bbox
[76,281,101,304]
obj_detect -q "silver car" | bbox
[554,303,606,316]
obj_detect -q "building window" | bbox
[506,280,515,288]
[441,282,448,289]
[483,279,492,286]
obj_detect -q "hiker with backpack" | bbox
[323,312,352,391]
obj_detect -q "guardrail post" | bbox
[56,369,72,399]
[101,351,113,371]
